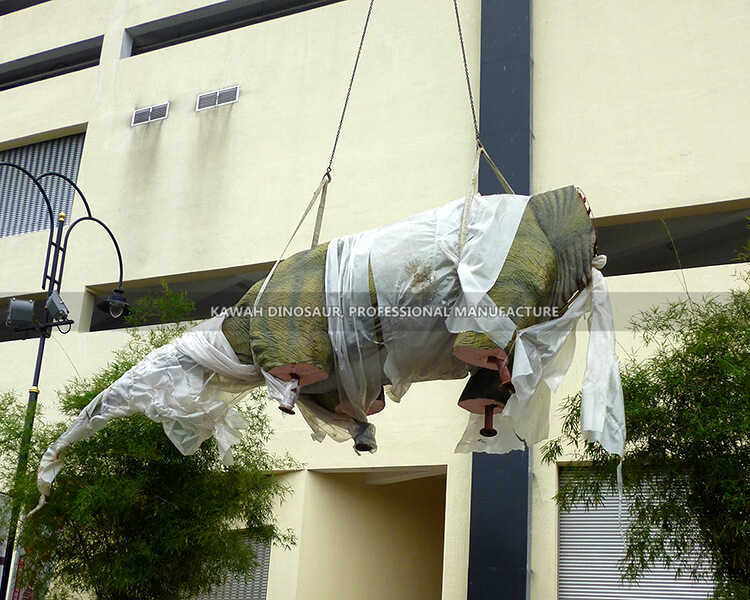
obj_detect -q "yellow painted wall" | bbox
[1,0,747,598]
[294,471,446,600]
[532,0,750,217]
[530,1,749,598]
[0,1,478,598]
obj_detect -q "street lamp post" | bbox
[0,163,127,599]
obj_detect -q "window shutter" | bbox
[0,133,85,238]
[558,468,715,599]
[194,538,270,600]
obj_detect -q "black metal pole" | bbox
[0,332,47,596]
[0,211,65,599]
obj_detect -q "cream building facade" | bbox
[0,1,747,599]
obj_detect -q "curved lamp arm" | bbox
[0,162,56,288]
[36,171,93,218]
[57,216,124,292]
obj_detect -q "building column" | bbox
[467,1,531,599]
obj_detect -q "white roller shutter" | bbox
[558,468,715,600]
[0,133,85,238]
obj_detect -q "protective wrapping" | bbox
[37,189,625,497]
[323,193,529,427]
[37,317,263,495]
[455,265,626,456]
[324,192,624,456]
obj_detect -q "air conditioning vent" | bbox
[131,102,170,126]
[149,103,169,120]
[196,85,239,111]
[196,92,217,111]
[217,86,239,105]
[131,108,151,126]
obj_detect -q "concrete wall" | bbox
[290,471,446,600]
[0,1,478,598]
[531,0,750,216]
[0,0,747,598]
[529,1,749,598]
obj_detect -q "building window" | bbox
[0,37,103,92]
[123,0,345,57]
[558,467,715,599]
[0,133,85,238]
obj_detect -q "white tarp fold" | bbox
[455,267,626,456]
[325,193,530,424]
[37,317,263,496]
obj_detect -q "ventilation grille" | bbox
[131,102,169,126]
[196,86,239,111]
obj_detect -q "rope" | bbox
[452,0,514,197]
[480,145,514,195]
[453,0,515,260]
[314,0,374,246]
[453,0,480,141]
[256,0,375,300]
[327,0,375,175]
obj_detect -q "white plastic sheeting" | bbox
[325,193,530,426]
[455,266,626,457]
[325,191,624,457]
[260,366,378,452]
[37,317,263,496]
[37,193,626,497]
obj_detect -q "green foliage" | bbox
[736,219,750,264]
[0,287,296,600]
[124,282,195,327]
[541,273,750,598]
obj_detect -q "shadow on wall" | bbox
[191,103,235,193]
[126,116,167,197]
[295,470,447,600]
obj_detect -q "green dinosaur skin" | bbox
[222,243,332,375]
[453,185,595,357]
[222,185,595,409]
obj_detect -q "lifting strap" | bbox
[459,143,515,257]
[254,173,331,309]
[254,0,374,308]
[453,0,514,258]
[259,0,516,302]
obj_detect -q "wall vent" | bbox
[195,85,239,111]
[131,102,170,126]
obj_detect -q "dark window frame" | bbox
[0,36,103,92]
[124,0,345,57]
[0,0,51,17]
[594,199,750,277]
[87,263,272,332]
